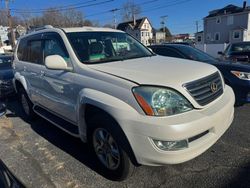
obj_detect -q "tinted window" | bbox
[67,32,153,64]
[231,43,250,52]
[17,38,28,61]
[154,47,183,58]
[28,40,43,64]
[44,40,68,58]
[175,45,215,62]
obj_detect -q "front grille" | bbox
[0,80,13,89]
[183,72,223,106]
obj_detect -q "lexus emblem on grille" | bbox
[210,82,218,93]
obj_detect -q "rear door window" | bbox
[28,40,43,64]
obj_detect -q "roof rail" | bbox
[34,25,54,31]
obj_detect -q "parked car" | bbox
[13,26,234,181]
[0,55,14,98]
[149,44,250,105]
[0,103,6,117]
[218,42,250,63]
[162,42,195,47]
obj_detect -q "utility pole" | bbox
[1,0,15,48]
[195,20,199,33]
[160,15,168,41]
[110,8,119,29]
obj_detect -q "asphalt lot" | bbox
[0,98,249,188]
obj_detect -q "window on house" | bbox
[233,31,241,39]
[215,32,220,41]
[197,36,202,42]
[227,16,234,25]
[141,32,144,37]
[216,17,221,24]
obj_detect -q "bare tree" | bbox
[62,9,84,27]
[0,9,8,26]
[42,8,64,27]
[121,0,141,22]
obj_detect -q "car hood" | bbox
[230,51,250,56]
[0,68,14,80]
[88,56,218,87]
[212,60,250,71]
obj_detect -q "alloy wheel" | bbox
[93,128,121,170]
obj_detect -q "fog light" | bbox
[153,139,188,151]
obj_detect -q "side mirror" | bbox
[148,47,153,53]
[0,103,6,117]
[218,51,224,55]
[45,55,72,71]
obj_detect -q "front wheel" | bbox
[89,115,135,181]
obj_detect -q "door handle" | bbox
[40,71,45,77]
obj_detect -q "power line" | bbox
[85,0,160,18]
[141,0,192,14]
[11,0,98,11]
[11,0,114,14]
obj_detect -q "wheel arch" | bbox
[77,88,140,166]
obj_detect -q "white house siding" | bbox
[0,26,9,46]
[140,19,153,46]
[195,43,228,58]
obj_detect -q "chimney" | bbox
[243,1,247,9]
[133,15,136,26]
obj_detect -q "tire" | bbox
[88,115,135,181]
[19,88,35,120]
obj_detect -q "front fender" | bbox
[76,88,139,142]
[14,72,28,94]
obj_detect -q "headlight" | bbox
[231,71,250,80]
[132,86,193,116]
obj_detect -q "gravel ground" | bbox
[0,99,249,188]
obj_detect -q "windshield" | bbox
[67,31,153,64]
[175,45,216,62]
[0,56,12,68]
[231,43,250,52]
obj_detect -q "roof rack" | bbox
[26,25,54,34]
[34,25,53,31]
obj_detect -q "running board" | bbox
[33,105,79,137]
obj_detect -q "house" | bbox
[152,28,165,44]
[0,26,9,47]
[204,1,250,44]
[117,17,153,46]
[195,31,204,44]
[172,33,190,42]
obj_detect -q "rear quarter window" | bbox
[17,38,28,61]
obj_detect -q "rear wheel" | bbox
[89,115,135,181]
[19,88,35,120]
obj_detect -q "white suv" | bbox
[13,26,235,181]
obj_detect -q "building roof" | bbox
[206,4,250,18]
[117,17,150,31]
